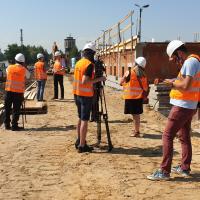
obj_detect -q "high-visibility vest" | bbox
[34,61,47,80]
[123,69,148,99]
[73,58,94,97]
[5,64,26,93]
[170,54,200,102]
[53,60,65,75]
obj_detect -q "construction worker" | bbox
[4,53,30,131]
[34,53,47,101]
[120,57,148,137]
[147,40,200,181]
[52,42,58,60]
[52,51,65,100]
[73,42,106,153]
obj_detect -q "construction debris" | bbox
[148,83,172,116]
[21,100,47,114]
[24,81,37,100]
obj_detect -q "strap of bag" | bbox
[137,76,144,91]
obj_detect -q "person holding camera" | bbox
[120,57,148,137]
[73,42,106,153]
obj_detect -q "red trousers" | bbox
[160,106,196,174]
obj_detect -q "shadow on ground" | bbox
[93,145,163,157]
[191,131,200,138]
[26,124,76,132]
[172,172,200,182]
[142,133,162,140]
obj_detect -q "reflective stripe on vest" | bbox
[123,69,148,99]
[5,64,26,93]
[170,54,200,102]
[53,60,65,75]
[73,58,94,97]
[34,61,47,80]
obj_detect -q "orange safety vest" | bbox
[53,60,65,75]
[170,54,200,102]
[5,64,26,93]
[34,61,47,80]
[123,69,148,99]
[73,58,94,97]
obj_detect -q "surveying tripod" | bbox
[94,82,113,152]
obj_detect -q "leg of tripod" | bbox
[21,102,24,129]
[101,87,113,151]
[96,89,102,145]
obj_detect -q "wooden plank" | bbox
[24,91,32,99]
[28,91,36,100]
[25,81,37,91]
[24,101,47,109]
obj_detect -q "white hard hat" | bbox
[37,53,44,59]
[166,40,184,58]
[82,42,96,52]
[54,51,61,57]
[15,53,25,63]
[135,57,146,68]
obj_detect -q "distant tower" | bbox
[20,29,23,46]
[64,36,76,55]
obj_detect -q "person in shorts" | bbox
[120,57,148,137]
[73,42,106,153]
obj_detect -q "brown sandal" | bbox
[130,131,140,137]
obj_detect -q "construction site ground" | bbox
[0,75,200,200]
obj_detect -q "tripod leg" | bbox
[23,101,27,123]
[97,114,101,144]
[103,114,113,151]
[21,104,24,129]
[97,93,102,145]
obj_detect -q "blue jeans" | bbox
[37,80,46,101]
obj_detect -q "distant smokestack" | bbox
[20,29,23,46]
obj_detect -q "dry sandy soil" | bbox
[0,76,200,200]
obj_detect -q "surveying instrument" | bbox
[93,58,113,151]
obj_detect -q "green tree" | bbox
[0,51,6,61]
[4,44,50,65]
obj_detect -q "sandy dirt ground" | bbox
[0,75,200,200]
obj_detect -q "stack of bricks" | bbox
[148,83,172,117]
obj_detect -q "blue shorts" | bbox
[74,95,93,121]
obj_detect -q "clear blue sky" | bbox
[0,0,199,53]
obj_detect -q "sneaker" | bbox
[75,139,88,149]
[171,165,190,177]
[11,126,24,131]
[78,144,94,153]
[147,169,170,181]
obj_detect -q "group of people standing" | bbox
[73,40,200,182]
[3,49,66,131]
[3,39,200,181]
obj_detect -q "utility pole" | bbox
[135,4,150,42]
[20,29,23,47]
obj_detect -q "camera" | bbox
[94,58,105,78]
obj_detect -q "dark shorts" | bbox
[197,102,200,108]
[74,95,93,121]
[124,98,143,115]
